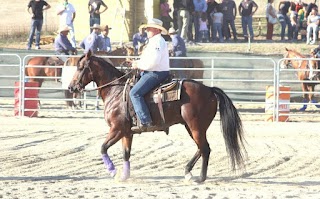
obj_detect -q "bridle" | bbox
[74,57,134,92]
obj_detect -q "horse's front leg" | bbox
[121,135,133,181]
[101,128,123,178]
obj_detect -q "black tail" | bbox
[212,87,247,171]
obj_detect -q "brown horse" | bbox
[68,51,246,183]
[25,56,64,87]
[281,48,320,110]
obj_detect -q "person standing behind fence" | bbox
[238,0,258,41]
[160,0,173,41]
[26,0,51,50]
[99,25,112,53]
[88,0,108,32]
[278,0,293,41]
[57,0,76,48]
[211,5,224,42]
[193,0,208,42]
[206,0,219,41]
[266,0,277,40]
[173,0,195,42]
[80,24,104,54]
[221,0,238,41]
[199,12,210,42]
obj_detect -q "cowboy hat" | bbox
[103,25,112,31]
[139,18,168,35]
[90,24,103,30]
[58,26,71,33]
[168,27,178,35]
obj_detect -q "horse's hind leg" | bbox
[121,135,133,181]
[184,124,211,183]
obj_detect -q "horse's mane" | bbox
[287,49,306,58]
[79,54,125,78]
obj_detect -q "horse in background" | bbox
[281,48,320,111]
[25,56,64,87]
[68,51,246,183]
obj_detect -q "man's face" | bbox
[146,27,160,38]
[103,29,109,36]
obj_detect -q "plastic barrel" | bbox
[265,86,290,122]
[14,82,39,117]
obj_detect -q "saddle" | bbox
[123,76,183,134]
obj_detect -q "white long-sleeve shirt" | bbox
[136,34,170,71]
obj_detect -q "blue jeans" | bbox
[279,14,292,40]
[90,17,100,32]
[241,16,253,38]
[27,19,43,48]
[129,71,170,125]
[213,23,223,42]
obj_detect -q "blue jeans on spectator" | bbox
[90,17,100,32]
[279,14,292,40]
[199,30,209,42]
[193,13,200,41]
[241,16,254,39]
[129,71,170,125]
[213,23,223,42]
[27,19,43,48]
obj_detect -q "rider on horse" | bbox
[129,18,170,132]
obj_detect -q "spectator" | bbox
[88,0,108,32]
[278,0,293,41]
[221,0,238,41]
[57,0,76,48]
[238,0,258,41]
[193,0,208,42]
[80,24,104,54]
[160,0,173,40]
[306,0,318,18]
[99,25,112,53]
[132,26,148,55]
[206,0,219,41]
[266,0,277,40]
[199,12,210,42]
[26,0,51,50]
[306,8,319,45]
[290,2,299,41]
[173,0,195,42]
[54,26,77,59]
[168,27,187,78]
[211,5,224,42]
[297,3,307,41]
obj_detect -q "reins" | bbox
[83,70,133,92]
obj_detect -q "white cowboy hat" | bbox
[168,27,178,35]
[139,18,168,35]
[90,24,103,30]
[58,26,71,33]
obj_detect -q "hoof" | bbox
[185,172,193,181]
[109,169,117,178]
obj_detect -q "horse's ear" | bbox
[285,47,289,51]
[86,50,92,59]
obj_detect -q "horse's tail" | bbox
[211,87,247,171]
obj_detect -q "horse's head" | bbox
[68,51,95,93]
[281,48,293,69]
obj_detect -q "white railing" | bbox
[1,54,319,121]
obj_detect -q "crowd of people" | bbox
[26,0,320,54]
